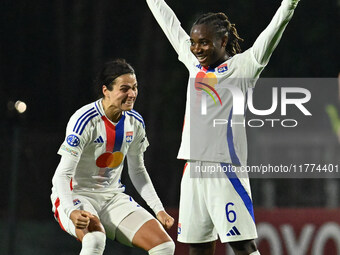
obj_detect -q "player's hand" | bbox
[70,210,94,229]
[156,210,174,230]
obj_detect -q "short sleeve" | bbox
[127,125,149,155]
[57,113,90,161]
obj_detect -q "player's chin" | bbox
[122,103,134,111]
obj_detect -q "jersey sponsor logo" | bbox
[96,151,124,168]
[195,72,223,106]
[73,199,81,206]
[67,134,80,147]
[217,63,228,73]
[94,136,104,143]
[226,226,241,236]
[126,131,133,143]
[177,223,182,234]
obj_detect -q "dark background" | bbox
[0,0,339,254]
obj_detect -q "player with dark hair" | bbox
[192,12,243,57]
[51,59,175,255]
[145,0,300,254]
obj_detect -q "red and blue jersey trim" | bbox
[102,115,125,152]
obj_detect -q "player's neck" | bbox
[210,54,229,69]
[102,100,122,123]
[105,110,122,123]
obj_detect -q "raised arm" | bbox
[146,0,190,57]
[251,0,300,66]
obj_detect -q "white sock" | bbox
[148,241,175,255]
[250,251,261,255]
[80,231,106,255]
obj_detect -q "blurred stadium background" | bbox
[1,0,339,254]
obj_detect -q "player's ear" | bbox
[102,85,109,98]
[222,34,228,48]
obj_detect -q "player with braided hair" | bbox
[145,0,300,254]
[192,12,243,57]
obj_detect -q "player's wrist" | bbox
[65,207,78,219]
[152,204,165,216]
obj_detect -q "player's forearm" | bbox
[146,0,189,55]
[251,0,300,65]
[53,156,78,218]
[127,154,164,215]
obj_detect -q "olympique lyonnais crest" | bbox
[126,131,133,143]
[217,63,228,73]
[73,199,81,206]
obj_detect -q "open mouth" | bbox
[196,55,207,64]
[123,99,134,107]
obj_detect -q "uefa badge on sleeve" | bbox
[126,131,133,143]
[67,134,80,147]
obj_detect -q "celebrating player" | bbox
[145,0,300,254]
[50,59,175,255]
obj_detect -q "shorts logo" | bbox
[177,223,182,234]
[67,134,80,147]
[126,131,133,143]
[226,226,241,236]
[217,64,228,73]
[73,199,81,206]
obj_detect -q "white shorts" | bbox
[51,191,154,242]
[177,161,258,243]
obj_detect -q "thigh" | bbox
[178,161,218,244]
[189,241,216,255]
[228,239,258,255]
[114,208,154,247]
[131,212,172,251]
[99,193,146,241]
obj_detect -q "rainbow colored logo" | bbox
[195,71,222,106]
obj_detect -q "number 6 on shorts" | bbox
[225,202,237,223]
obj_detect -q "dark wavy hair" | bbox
[95,59,135,97]
[193,12,244,56]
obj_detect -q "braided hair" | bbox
[193,12,243,56]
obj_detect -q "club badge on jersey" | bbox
[73,199,81,206]
[217,64,228,73]
[126,131,133,143]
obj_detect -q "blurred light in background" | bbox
[7,100,27,114]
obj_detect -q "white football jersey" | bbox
[52,99,149,195]
[147,0,297,166]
